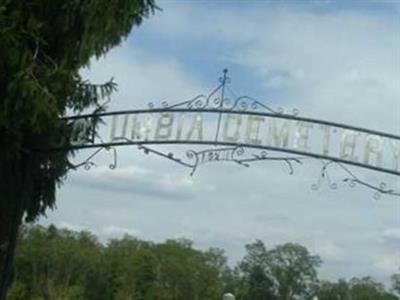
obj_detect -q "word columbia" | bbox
[71,112,400,172]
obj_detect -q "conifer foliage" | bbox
[0,1,156,297]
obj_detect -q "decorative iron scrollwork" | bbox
[132,144,303,177]
[69,145,117,171]
[311,160,400,199]
[148,69,299,116]
[185,146,302,176]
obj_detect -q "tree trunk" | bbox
[0,155,30,300]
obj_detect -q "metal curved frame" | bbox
[60,69,399,198]
[62,107,400,177]
[65,108,400,142]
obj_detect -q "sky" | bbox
[41,0,399,285]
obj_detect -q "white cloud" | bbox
[232,12,399,132]
[374,251,400,274]
[383,228,400,240]
[313,239,346,260]
[102,225,141,238]
[381,228,400,247]
[81,46,205,112]
[69,165,195,200]
[57,221,85,232]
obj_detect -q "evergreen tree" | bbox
[0,1,156,298]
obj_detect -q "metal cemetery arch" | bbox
[61,70,400,199]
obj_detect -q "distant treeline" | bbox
[5,225,400,300]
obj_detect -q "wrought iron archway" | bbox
[58,70,400,199]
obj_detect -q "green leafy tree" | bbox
[392,272,400,295]
[235,240,277,300]
[315,279,351,300]
[7,225,400,300]
[236,241,321,300]
[105,236,149,300]
[0,0,156,297]
[349,277,397,300]
[8,225,106,300]
[316,277,398,300]
[268,243,322,300]
[203,247,231,297]
[104,236,227,300]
